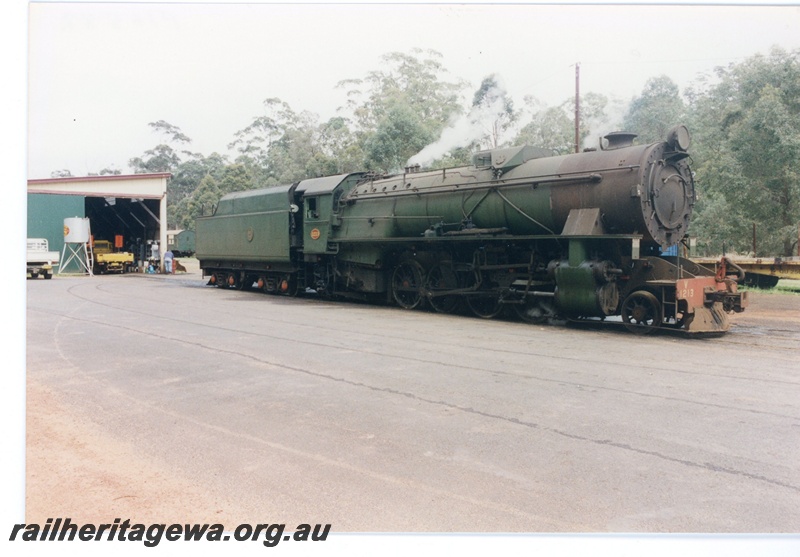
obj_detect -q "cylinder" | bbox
[63,217,90,243]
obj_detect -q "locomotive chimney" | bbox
[602,131,637,150]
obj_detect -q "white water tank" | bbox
[63,217,90,243]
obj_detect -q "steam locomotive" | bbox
[196,125,747,334]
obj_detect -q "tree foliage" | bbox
[513,103,574,154]
[128,144,182,174]
[338,49,465,171]
[688,47,800,256]
[622,75,687,143]
[471,75,518,149]
[167,152,230,228]
[338,50,465,135]
[363,104,434,172]
[228,98,365,185]
[52,48,800,256]
[513,92,608,154]
[129,120,194,175]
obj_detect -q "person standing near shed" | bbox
[164,249,174,274]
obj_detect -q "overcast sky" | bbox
[25,2,800,178]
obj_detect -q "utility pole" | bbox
[574,62,580,153]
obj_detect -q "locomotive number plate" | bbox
[310,228,321,240]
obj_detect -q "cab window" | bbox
[306,197,318,219]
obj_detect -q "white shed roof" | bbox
[28,173,171,199]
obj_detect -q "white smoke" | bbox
[583,95,629,149]
[407,79,511,168]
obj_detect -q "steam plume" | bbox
[407,77,511,168]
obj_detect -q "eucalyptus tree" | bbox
[621,76,687,144]
[470,74,519,149]
[512,92,608,154]
[363,104,435,173]
[173,174,221,231]
[228,98,357,186]
[337,49,466,171]
[129,120,193,174]
[128,120,225,229]
[228,97,299,185]
[513,103,574,154]
[172,163,255,231]
[170,152,230,201]
[688,47,800,256]
[317,116,364,175]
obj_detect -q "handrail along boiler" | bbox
[196,125,746,334]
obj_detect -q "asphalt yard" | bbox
[24,265,800,533]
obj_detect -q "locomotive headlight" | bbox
[667,125,691,152]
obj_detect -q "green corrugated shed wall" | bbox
[27,193,85,262]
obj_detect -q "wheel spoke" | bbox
[392,261,424,309]
[622,291,661,334]
[461,270,500,318]
[467,294,502,319]
[425,264,459,314]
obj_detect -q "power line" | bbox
[583,55,753,66]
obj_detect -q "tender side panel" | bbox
[196,187,293,264]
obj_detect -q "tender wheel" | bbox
[391,261,425,309]
[238,274,255,291]
[425,264,459,314]
[279,275,299,297]
[621,290,662,334]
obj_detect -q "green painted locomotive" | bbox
[196,126,747,334]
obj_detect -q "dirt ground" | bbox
[24,277,800,526]
[25,259,252,526]
[26,380,252,526]
[738,283,800,322]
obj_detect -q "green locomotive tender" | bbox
[196,126,746,334]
